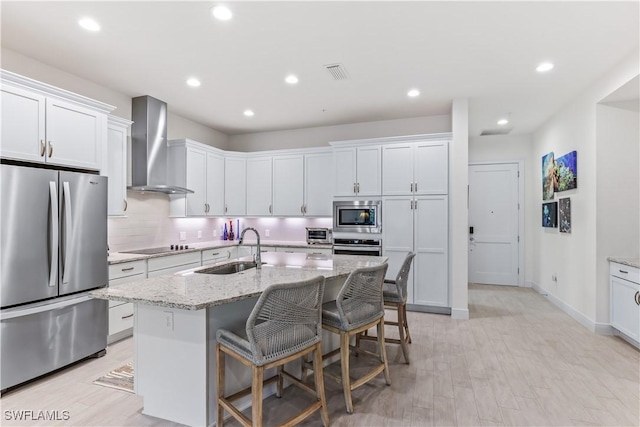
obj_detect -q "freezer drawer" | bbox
[0,295,107,391]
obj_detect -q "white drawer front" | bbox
[148,252,201,272]
[610,263,640,284]
[202,248,232,264]
[109,303,134,335]
[109,272,146,287]
[276,246,331,255]
[109,260,147,280]
[147,262,201,278]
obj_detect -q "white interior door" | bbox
[468,163,520,285]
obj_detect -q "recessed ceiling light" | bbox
[243,110,254,117]
[78,17,101,32]
[285,75,299,85]
[211,5,232,21]
[186,78,201,87]
[536,62,554,73]
[407,89,420,98]
[497,118,509,126]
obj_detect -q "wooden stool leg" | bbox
[340,331,354,413]
[313,342,330,427]
[397,304,410,364]
[276,365,284,398]
[251,365,264,427]
[216,343,225,427]
[377,319,391,386]
[403,304,412,344]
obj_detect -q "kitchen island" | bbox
[92,252,386,426]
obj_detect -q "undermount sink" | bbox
[196,261,262,275]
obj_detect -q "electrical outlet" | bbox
[179,232,186,241]
[552,274,558,283]
[265,229,270,237]
[213,229,217,237]
[197,230,202,239]
[162,311,174,331]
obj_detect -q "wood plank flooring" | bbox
[1,284,638,426]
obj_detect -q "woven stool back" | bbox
[393,252,415,302]
[335,263,388,330]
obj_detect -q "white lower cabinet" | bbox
[108,260,147,343]
[201,247,237,265]
[610,263,640,344]
[275,246,331,255]
[383,195,448,308]
[147,252,202,277]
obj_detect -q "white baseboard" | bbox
[523,280,534,288]
[530,281,607,334]
[451,308,469,320]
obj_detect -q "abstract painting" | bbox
[554,150,577,192]
[542,202,558,228]
[542,152,555,200]
[559,198,571,233]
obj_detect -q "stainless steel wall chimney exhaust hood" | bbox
[128,96,194,194]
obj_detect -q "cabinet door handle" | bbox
[121,267,134,272]
[301,205,304,214]
[121,313,134,320]
[123,199,128,212]
[414,182,418,192]
[211,252,219,256]
[40,140,46,157]
[304,204,307,214]
[225,205,228,214]
[48,141,53,158]
[269,204,272,214]
[353,183,357,194]
[619,269,629,274]
[204,203,208,213]
[410,182,413,192]
[357,182,360,193]
[635,291,640,306]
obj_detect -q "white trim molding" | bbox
[451,308,470,320]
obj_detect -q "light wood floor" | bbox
[1,284,638,426]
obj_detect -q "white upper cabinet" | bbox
[1,71,113,170]
[383,139,448,195]
[273,154,304,216]
[224,155,247,216]
[206,151,225,216]
[106,116,132,216]
[168,140,225,217]
[1,84,45,163]
[246,156,273,216]
[333,145,381,197]
[304,150,333,216]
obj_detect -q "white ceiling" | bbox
[2,1,638,137]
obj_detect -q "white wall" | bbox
[469,134,534,285]
[531,50,639,329]
[450,99,469,319]
[595,103,640,323]
[1,48,229,150]
[227,115,451,151]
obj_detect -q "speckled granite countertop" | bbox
[92,252,385,310]
[607,257,640,269]
[108,240,333,265]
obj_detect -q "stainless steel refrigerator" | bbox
[0,164,108,391]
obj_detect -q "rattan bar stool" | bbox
[319,263,390,413]
[358,252,415,364]
[216,276,329,427]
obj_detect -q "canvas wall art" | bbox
[554,150,577,192]
[542,202,558,228]
[559,197,571,233]
[542,152,555,200]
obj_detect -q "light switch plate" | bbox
[265,229,270,237]
[197,230,202,239]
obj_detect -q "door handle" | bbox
[353,183,357,194]
[62,181,73,284]
[48,141,53,158]
[225,204,228,213]
[121,267,135,272]
[410,182,414,192]
[357,182,360,193]
[121,313,134,320]
[40,140,46,157]
[269,204,272,214]
[48,181,59,288]
[123,199,128,212]
[635,291,640,306]
[414,182,417,192]
[301,204,304,214]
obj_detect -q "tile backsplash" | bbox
[108,191,332,252]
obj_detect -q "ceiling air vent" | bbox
[480,128,513,136]
[324,63,349,80]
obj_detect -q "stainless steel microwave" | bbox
[333,200,381,233]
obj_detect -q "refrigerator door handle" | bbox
[62,181,73,284]
[0,295,92,320]
[48,182,59,288]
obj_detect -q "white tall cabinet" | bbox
[106,116,132,216]
[380,135,450,310]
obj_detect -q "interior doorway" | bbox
[468,162,523,286]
